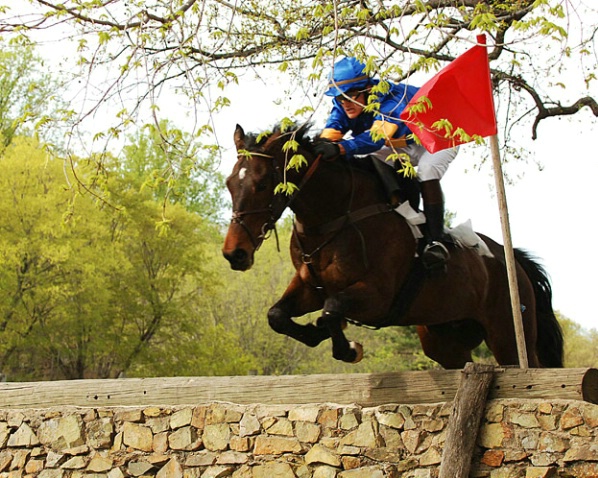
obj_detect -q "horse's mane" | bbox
[245,122,315,153]
[244,121,379,178]
[241,119,376,169]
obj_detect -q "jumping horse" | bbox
[222,122,564,368]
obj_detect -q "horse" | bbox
[222,122,564,369]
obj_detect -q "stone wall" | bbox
[0,398,597,478]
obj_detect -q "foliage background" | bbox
[0,1,595,380]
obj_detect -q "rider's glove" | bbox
[313,140,341,161]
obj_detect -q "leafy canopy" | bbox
[0,0,594,162]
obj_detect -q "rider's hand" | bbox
[314,140,341,161]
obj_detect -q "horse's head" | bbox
[222,124,292,271]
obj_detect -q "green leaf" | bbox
[274,181,298,196]
[282,139,299,153]
[287,154,307,172]
[98,31,111,45]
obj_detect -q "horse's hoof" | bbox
[349,341,363,363]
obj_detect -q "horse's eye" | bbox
[256,181,268,192]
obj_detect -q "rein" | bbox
[294,203,392,236]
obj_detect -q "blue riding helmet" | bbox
[325,57,371,97]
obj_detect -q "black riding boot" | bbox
[421,180,450,269]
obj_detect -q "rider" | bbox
[314,57,458,269]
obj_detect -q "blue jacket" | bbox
[324,80,420,158]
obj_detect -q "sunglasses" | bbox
[336,89,366,103]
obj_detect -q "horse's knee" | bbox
[267,306,288,334]
[268,305,330,347]
[323,295,346,318]
[318,297,346,331]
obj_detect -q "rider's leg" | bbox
[420,179,450,266]
[421,178,445,240]
[417,147,458,268]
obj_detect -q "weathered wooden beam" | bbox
[439,363,494,478]
[0,368,595,409]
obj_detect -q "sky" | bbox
[211,79,597,333]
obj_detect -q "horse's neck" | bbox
[290,161,383,227]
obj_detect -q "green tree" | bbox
[0,137,126,379]
[560,314,598,368]
[0,136,222,380]
[101,198,210,377]
[0,38,65,150]
[120,121,226,221]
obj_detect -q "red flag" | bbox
[400,34,497,153]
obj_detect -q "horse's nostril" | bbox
[223,248,249,270]
[232,249,247,262]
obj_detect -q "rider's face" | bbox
[337,89,367,119]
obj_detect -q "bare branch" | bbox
[532,97,598,139]
[495,72,598,139]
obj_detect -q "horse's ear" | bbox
[234,124,245,150]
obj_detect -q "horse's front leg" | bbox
[318,295,364,363]
[267,274,329,348]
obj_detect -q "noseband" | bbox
[230,206,280,251]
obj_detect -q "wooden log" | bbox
[0,368,595,409]
[439,362,494,478]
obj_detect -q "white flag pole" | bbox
[489,135,529,368]
[480,35,529,369]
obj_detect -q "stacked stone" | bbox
[0,401,452,477]
[0,399,596,477]
[473,399,598,478]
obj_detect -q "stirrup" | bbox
[422,241,450,270]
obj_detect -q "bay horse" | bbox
[222,122,564,369]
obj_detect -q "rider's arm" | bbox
[339,132,385,157]
[326,120,408,157]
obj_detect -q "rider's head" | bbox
[325,57,372,119]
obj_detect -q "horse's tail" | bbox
[514,248,564,367]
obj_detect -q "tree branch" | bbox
[496,72,598,139]
[533,97,598,139]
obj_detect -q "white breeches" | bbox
[370,143,459,181]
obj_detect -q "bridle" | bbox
[229,150,322,251]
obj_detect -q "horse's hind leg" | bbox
[416,324,479,369]
[483,308,541,368]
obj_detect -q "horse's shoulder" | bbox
[343,156,378,176]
